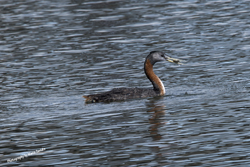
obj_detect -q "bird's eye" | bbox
[161,54,164,57]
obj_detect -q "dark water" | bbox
[1,0,250,166]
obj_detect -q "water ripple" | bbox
[1,0,250,166]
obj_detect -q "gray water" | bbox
[1,0,250,166]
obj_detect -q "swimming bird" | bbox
[83,51,181,103]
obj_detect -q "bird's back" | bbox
[83,87,160,103]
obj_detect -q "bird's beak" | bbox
[165,56,183,65]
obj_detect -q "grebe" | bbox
[83,51,181,103]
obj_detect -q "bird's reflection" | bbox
[145,96,168,161]
[146,97,167,141]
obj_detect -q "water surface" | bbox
[1,0,250,166]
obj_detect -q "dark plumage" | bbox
[84,88,160,103]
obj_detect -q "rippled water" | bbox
[1,0,250,166]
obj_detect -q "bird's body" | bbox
[83,88,159,103]
[83,51,181,103]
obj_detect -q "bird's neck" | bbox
[144,58,165,95]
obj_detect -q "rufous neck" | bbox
[144,58,165,95]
